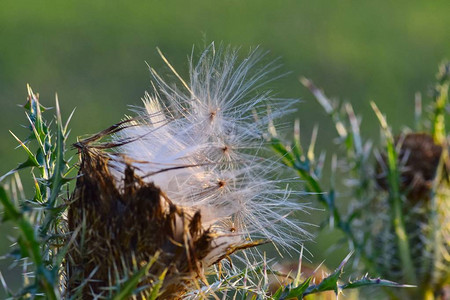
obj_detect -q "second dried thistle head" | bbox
[375,132,447,203]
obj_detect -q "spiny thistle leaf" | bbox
[0,86,74,299]
[340,276,415,290]
[272,252,409,299]
[275,277,311,299]
[304,252,353,296]
[0,131,40,182]
[47,97,66,207]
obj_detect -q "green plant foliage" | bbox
[272,253,411,300]
[273,61,450,299]
[0,86,69,298]
[0,88,165,299]
[0,79,424,298]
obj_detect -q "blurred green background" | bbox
[0,0,449,296]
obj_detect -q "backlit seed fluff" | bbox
[116,45,309,248]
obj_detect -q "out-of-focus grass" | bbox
[1,1,449,168]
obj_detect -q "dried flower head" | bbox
[292,61,450,299]
[375,132,447,202]
[66,45,308,298]
[372,131,450,295]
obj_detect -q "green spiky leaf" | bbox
[112,253,160,300]
[341,276,414,290]
[148,268,168,300]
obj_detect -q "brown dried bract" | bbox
[65,125,260,299]
[376,133,448,203]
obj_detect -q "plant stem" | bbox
[423,286,436,300]
[371,102,417,285]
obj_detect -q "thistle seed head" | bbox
[66,45,308,298]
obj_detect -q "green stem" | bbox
[431,83,448,145]
[391,192,417,285]
[422,286,436,300]
[372,102,417,285]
